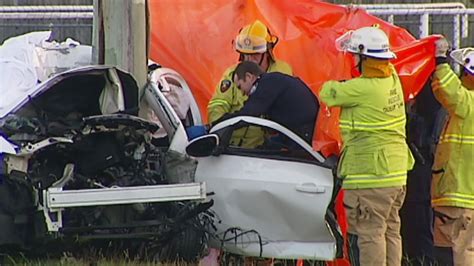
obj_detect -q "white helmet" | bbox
[336,26,396,60]
[450,48,474,75]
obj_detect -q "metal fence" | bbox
[1,1,473,49]
[358,3,474,49]
[0,1,93,45]
[329,0,473,7]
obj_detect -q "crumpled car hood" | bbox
[0,31,93,118]
[0,65,140,154]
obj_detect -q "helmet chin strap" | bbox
[349,54,365,77]
[258,53,265,66]
[357,54,366,74]
[238,53,269,71]
[258,53,271,72]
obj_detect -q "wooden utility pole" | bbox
[92,0,148,94]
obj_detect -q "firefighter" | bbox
[213,61,318,145]
[207,20,292,148]
[319,26,414,266]
[431,37,474,266]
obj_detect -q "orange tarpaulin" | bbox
[149,0,438,157]
[149,1,438,264]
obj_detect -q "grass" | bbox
[0,252,199,266]
[0,253,327,266]
[2,251,442,266]
[8,246,434,266]
[1,256,197,266]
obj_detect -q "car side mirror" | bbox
[185,134,219,157]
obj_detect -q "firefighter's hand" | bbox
[431,77,441,92]
[435,37,450,58]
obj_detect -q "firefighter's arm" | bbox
[319,80,362,108]
[432,64,474,118]
[213,79,281,125]
[207,67,236,123]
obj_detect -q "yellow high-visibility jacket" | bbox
[320,66,414,189]
[207,60,292,148]
[431,64,474,209]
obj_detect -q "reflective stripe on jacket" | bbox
[431,64,474,209]
[320,65,414,189]
[207,60,292,148]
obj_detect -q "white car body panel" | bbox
[195,156,336,260]
[195,116,337,260]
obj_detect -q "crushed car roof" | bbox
[0,65,139,119]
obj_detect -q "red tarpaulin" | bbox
[149,0,437,157]
[149,0,438,264]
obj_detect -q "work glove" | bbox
[435,37,450,58]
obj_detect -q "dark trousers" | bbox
[400,158,435,265]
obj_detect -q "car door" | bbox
[193,116,338,260]
[143,67,202,153]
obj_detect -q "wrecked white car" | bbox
[0,31,342,259]
[148,69,343,260]
[0,65,210,260]
[147,66,343,260]
[0,65,342,261]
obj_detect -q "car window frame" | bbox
[210,116,330,168]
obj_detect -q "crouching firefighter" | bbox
[320,25,414,266]
[431,37,474,266]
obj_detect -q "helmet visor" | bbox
[449,49,466,65]
[335,31,354,52]
[450,48,474,75]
